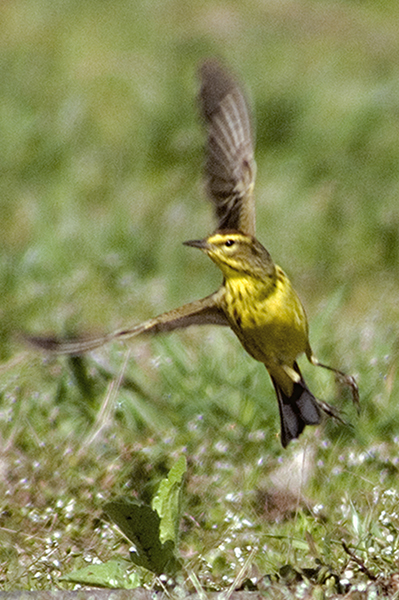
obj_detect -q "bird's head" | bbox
[183,230,275,279]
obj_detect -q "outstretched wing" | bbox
[22,292,229,355]
[199,59,256,236]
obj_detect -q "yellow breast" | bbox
[222,267,309,367]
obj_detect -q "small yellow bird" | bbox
[25,59,358,447]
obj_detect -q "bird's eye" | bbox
[225,239,235,247]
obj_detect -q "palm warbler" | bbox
[24,59,358,447]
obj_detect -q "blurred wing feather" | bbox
[199,59,256,235]
[22,292,228,355]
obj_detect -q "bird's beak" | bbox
[183,238,209,250]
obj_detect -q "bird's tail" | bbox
[270,362,321,448]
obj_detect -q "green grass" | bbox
[2,0,399,596]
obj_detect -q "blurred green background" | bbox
[2,0,399,591]
[2,0,399,435]
[3,0,399,339]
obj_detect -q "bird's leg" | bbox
[316,398,351,426]
[310,356,360,413]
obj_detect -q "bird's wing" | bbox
[199,59,256,236]
[22,292,229,355]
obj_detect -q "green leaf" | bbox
[60,558,145,589]
[152,455,187,545]
[104,500,179,575]
[291,538,310,551]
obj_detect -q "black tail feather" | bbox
[271,362,321,448]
